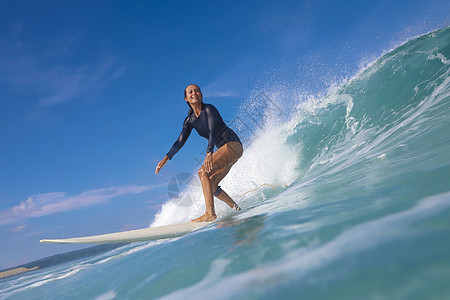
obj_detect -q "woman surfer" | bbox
[155,84,243,222]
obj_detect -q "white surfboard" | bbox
[39,222,211,244]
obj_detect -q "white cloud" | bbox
[11,225,26,232]
[0,26,125,111]
[38,56,125,107]
[203,65,252,99]
[0,184,159,227]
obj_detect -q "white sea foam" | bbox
[94,290,117,300]
[22,267,82,290]
[159,259,232,300]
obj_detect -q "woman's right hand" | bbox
[155,156,169,174]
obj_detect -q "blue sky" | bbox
[0,0,449,269]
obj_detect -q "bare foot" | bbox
[191,213,217,223]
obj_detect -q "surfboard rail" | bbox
[40,222,211,244]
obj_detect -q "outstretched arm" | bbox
[156,117,192,174]
[166,117,192,160]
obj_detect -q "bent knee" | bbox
[198,167,210,178]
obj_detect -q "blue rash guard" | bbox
[166,103,241,160]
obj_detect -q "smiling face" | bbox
[184,84,203,106]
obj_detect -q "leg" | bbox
[192,142,243,222]
[215,189,241,211]
[210,165,241,210]
[192,167,216,222]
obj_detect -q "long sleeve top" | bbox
[166,103,241,159]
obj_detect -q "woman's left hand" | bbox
[204,152,213,173]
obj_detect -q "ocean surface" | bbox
[1,26,450,299]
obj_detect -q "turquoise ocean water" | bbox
[1,26,450,299]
